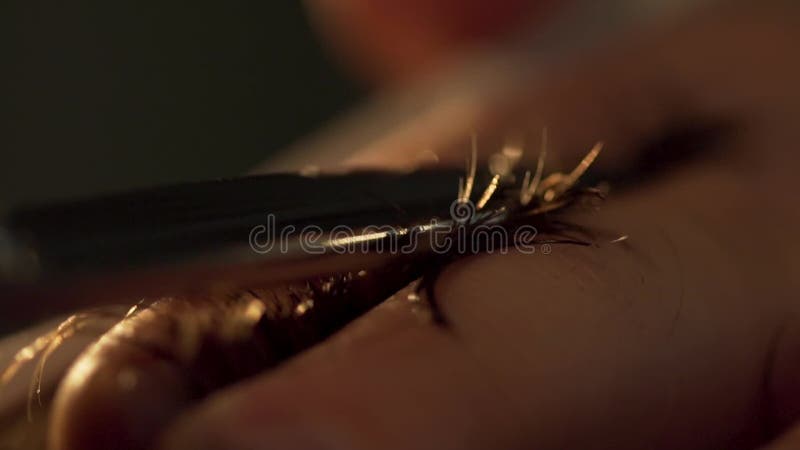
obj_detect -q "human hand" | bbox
[52,1,800,449]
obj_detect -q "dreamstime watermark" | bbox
[249,199,551,256]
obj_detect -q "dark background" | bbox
[0,1,362,212]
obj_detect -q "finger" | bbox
[161,156,797,449]
[0,311,124,420]
[305,0,557,83]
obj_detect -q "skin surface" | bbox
[24,0,800,449]
[157,1,800,449]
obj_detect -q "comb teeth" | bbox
[2,169,468,279]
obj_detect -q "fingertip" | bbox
[49,343,192,450]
